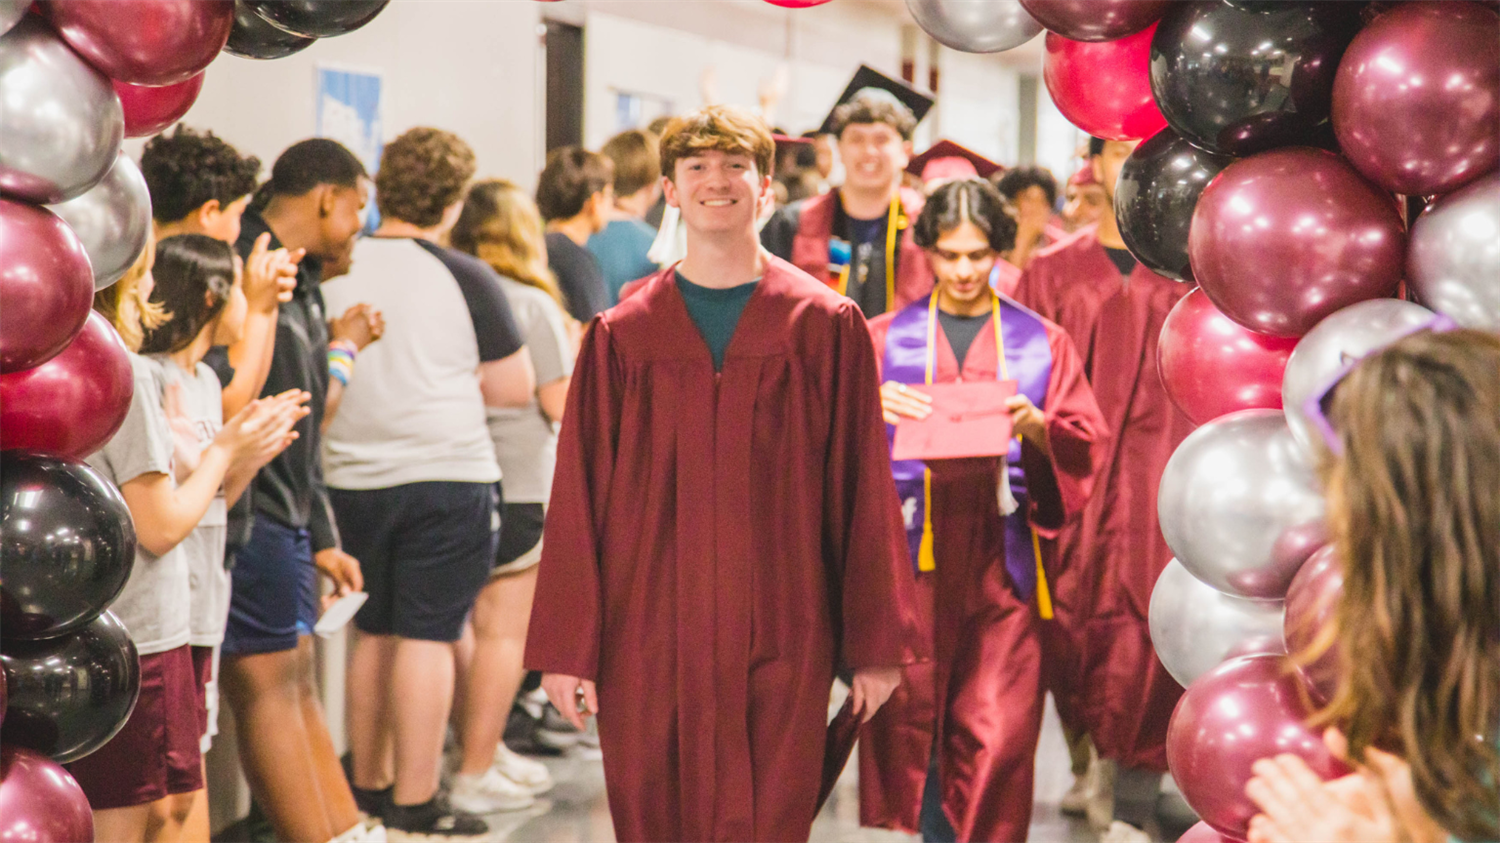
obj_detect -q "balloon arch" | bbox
[0,0,1496,838]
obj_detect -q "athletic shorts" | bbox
[491,502,544,578]
[68,645,203,809]
[222,516,319,656]
[329,481,498,642]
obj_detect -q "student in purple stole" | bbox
[861,179,1108,843]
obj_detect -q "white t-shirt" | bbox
[487,278,574,504]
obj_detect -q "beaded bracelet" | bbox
[328,339,358,386]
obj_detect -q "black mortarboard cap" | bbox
[817,64,936,136]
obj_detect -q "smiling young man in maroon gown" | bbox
[524,105,921,843]
[1014,138,1197,837]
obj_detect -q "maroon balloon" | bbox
[115,73,205,139]
[1189,147,1405,338]
[1021,0,1170,41]
[1159,289,1298,425]
[1332,2,1500,197]
[42,0,234,87]
[0,198,95,373]
[0,746,93,843]
[1168,654,1350,840]
[1043,24,1167,141]
[1284,544,1343,704]
[1,312,134,459]
[1178,821,1245,843]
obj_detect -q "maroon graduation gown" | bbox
[859,303,1107,842]
[524,258,923,842]
[1013,229,1196,772]
[788,187,935,313]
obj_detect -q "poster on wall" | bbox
[316,64,384,233]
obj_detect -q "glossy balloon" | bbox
[1281,299,1435,455]
[764,0,831,5]
[0,746,93,843]
[0,198,95,372]
[1149,559,1285,689]
[0,612,140,763]
[0,17,124,204]
[46,154,152,290]
[1189,147,1406,338]
[1283,544,1342,704]
[1177,822,1241,843]
[42,0,233,86]
[0,450,136,638]
[1159,410,1326,600]
[1168,654,1349,840]
[224,0,317,59]
[1332,2,1500,197]
[905,0,1042,54]
[1020,0,1169,41]
[1043,25,1166,141]
[1408,173,1500,333]
[0,0,25,36]
[115,74,205,139]
[1150,2,1361,157]
[1158,289,1298,425]
[1116,127,1234,282]
[1,312,136,460]
[245,0,388,38]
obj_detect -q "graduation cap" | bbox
[907,139,1002,184]
[817,64,935,137]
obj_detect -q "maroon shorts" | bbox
[190,645,214,738]
[67,645,204,809]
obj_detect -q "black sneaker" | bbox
[385,795,488,842]
[351,785,392,820]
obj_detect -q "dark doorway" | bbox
[544,20,584,152]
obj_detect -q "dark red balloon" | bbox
[1188,147,1405,338]
[1,311,133,459]
[1178,821,1244,843]
[1159,289,1298,426]
[1284,544,1343,704]
[1333,2,1500,197]
[42,0,234,87]
[763,0,830,5]
[1168,654,1350,840]
[115,73,205,139]
[0,198,95,373]
[1020,0,1170,41]
[1043,25,1167,141]
[0,746,93,843]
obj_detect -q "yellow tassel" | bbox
[1032,527,1053,620]
[918,469,936,572]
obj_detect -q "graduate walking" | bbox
[860,179,1107,842]
[525,105,922,843]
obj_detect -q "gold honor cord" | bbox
[884,196,900,313]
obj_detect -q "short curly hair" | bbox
[912,179,1018,254]
[658,105,775,183]
[375,127,476,228]
[831,92,917,142]
[535,147,613,223]
[140,126,261,224]
[994,166,1059,208]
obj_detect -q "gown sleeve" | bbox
[1020,323,1109,538]
[822,302,925,669]
[524,318,621,681]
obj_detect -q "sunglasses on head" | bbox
[1303,313,1459,456]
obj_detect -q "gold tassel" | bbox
[1031,527,1053,620]
[918,468,936,572]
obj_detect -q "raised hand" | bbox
[242,232,304,310]
[330,303,386,351]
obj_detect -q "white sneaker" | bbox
[1100,821,1151,843]
[448,768,536,814]
[493,743,553,795]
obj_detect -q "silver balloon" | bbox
[0,17,124,204]
[1282,298,1435,455]
[1408,173,1500,334]
[906,0,1044,53]
[48,155,151,291]
[1149,558,1285,689]
[1158,409,1327,600]
[0,0,26,37]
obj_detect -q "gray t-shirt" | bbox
[86,354,191,656]
[487,278,574,504]
[150,356,229,648]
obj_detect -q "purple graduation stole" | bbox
[882,293,1054,599]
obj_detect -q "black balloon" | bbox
[245,0,388,38]
[1116,127,1235,282]
[225,0,317,59]
[0,451,136,639]
[0,611,140,764]
[1150,2,1363,156]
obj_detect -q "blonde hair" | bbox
[92,231,167,352]
[450,179,564,308]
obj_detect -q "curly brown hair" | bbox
[658,105,775,182]
[375,127,476,228]
[831,92,917,141]
[140,125,260,223]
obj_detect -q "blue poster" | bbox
[316,66,383,233]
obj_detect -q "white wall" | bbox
[933,47,1021,165]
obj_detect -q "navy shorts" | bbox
[221,516,319,655]
[329,481,498,642]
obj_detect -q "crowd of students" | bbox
[68,83,1495,843]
